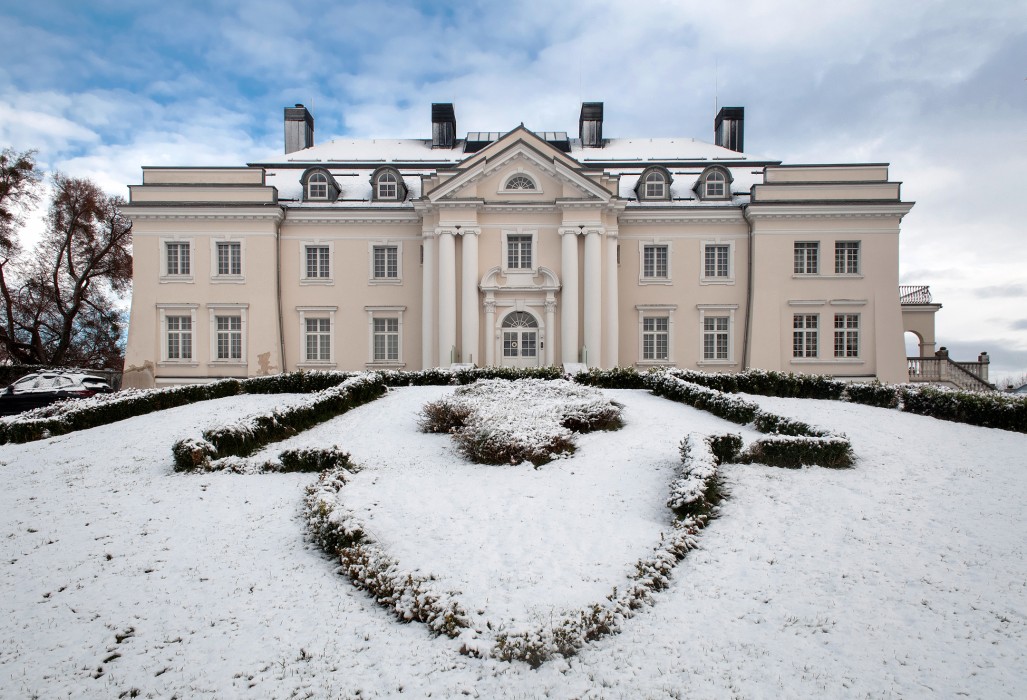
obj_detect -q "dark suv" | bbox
[1,371,114,415]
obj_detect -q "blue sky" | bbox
[2,0,1025,379]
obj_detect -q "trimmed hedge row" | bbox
[647,372,853,469]
[582,366,1025,434]
[305,467,471,638]
[0,371,357,445]
[171,374,387,471]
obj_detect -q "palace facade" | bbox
[122,102,915,388]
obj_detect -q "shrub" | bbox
[171,437,216,472]
[739,435,854,469]
[278,446,352,473]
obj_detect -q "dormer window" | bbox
[301,168,339,202]
[377,172,398,200]
[644,171,666,198]
[635,166,672,201]
[505,174,536,190]
[371,167,407,202]
[308,172,328,199]
[697,166,732,200]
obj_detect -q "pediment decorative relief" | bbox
[480,265,561,292]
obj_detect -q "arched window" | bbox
[505,174,536,190]
[704,170,726,198]
[307,172,328,200]
[644,170,666,199]
[377,171,398,200]
[502,311,538,328]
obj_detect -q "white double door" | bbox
[500,310,539,368]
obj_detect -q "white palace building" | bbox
[122,102,942,389]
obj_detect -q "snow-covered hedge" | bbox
[172,374,386,471]
[0,371,358,445]
[419,379,623,466]
[304,467,472,639]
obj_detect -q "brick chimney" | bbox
[432,103,456,149]
[714,106,744,153]
[284,104,314,154]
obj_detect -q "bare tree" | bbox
[0,149,132,369]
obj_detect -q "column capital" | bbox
[483,300,497,313]
[544,300,557,313]
[558,227,583,238]
[456,227,480,237]
[434,227,457,237]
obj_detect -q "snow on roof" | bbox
[254,135,775,206]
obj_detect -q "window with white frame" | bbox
[642,244,669,280]
[644,171,666,199]
[703,316,730,361]
[304,317,332,362]
[504,174,536,190]
[214,315,243,361]
[794,241,819,275]
[376,171,398,200]
[793,314,819,358]
[303,244,331,281]
[215,241,242,277]
[166,315,192,360]
[704,170,727,198]
[642,317,669,361]
[835,241,860,275]
[834,314,860,358]
[703,243,730,280]
[307,172,328,200]
[506,234,533,270]
[372,245,399,280]
[636,305,676,366]
[373,318,399,361]
[165,241,191,277]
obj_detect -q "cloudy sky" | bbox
[2,0,1025,379]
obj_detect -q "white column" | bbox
[583,229,602,368]
[421,231,435,369]
[560,229,579,364]
[460,229,479,365]
[544,299,556,367]
[437,229,456,366]
[603,231,619,368]
[484,299,496,366]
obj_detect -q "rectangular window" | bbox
[642,317,669,361]
[304,317,331,361]
[643,244,668,279]
[793,314,819,358]
[507,234,533,269]
[704,244,730,278]
[166,315,192,360]
[703,316,729,360]
[373,317,399,361]
[373,245,399,279]
[216,242,241,276]
[215,315,242,360]
[305,245,330,279]
[794,241,819,275]
[166,242,190,276]
[834,314,860,358]
[835,241,860,274]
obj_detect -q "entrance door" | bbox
[500,311,540,368]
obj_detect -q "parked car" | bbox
[0,371,113,415]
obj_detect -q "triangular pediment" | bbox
[426,127,612,203]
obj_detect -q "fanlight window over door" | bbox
[501,311,539,366]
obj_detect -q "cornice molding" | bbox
[745,203,914,220]
[123,206,285,223]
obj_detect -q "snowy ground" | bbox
[1,386,1025,698]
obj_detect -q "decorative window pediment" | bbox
[301,168,341,202]
[635,166,672,201]
[371,166,407,202]
[696,166,732,200]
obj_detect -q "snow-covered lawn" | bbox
[1,386,1025,697]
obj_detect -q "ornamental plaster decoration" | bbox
[480,265,561,293]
